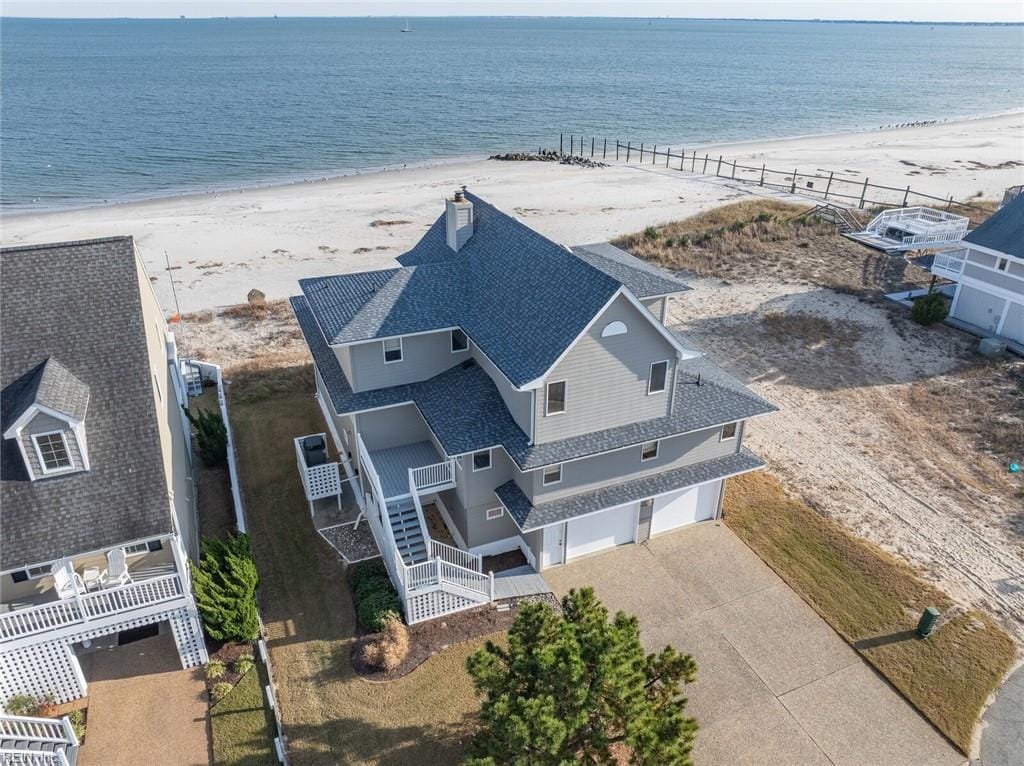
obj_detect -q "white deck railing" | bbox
[431,540,482,572]
[0,714,77,748]
[0,573,185,643]
[294,434,342,506]
[410,460,455,492]
[865,207,969,242]
[933,248,968,275]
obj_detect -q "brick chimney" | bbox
[445,188,474,252]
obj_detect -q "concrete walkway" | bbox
[977,665,1024,765]
[79,631,210,766]
[545,523,965,766]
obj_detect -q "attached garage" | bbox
[650,481,722,536]
[565,501,637,562]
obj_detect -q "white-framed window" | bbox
[451,328,468,353]
[542,464,562,486]
[721,422,738,441]
[641,440,659,461]
[32,431,72,474]
[10,564,53,583]
[648,360,669,395]
[382,337,403,363]
[601,321,628,338]
[485,507,504,520]
[472,449,492,471]
[545,380,567,416]
[124,539,163,556]
[997,257,1009,272]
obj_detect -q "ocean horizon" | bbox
[2,16,1022,211]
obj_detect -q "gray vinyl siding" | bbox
[953,285,1006,333]
[961,262,1024,297]
[1000,301,1024,342]
[966,250,999,270]
[523,528,543,568]
[335,346,356,389]
[530,422,743,503]
[347,330,469,392]
[471,342,533,436]
[534,294,676,443]
[20,413,84,477]
[451,449,521,548]
[641,297,666,324]
[316,367,355,455]
[1008,261,1024,280]
[355,404,430,451]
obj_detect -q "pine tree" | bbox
[465,587,698,766]
[183,406,228,467]
[191,534,260,642]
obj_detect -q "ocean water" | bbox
[1,16,1022,211]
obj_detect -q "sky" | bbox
[3,0,1023,22]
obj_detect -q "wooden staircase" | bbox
[387,498,429,566]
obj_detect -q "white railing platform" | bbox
[294,433,342,513]
[410,460,456,493]
[0,573,185,644]
[850,206,970,252]
[932,248,968,276]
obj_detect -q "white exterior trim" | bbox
[30,431,76,476]
[647,360,670,395]
[542,464,563,486]
[382,337,404,364]
[3,403,84,440]
[544,379,567,416]
[640,440,660,462]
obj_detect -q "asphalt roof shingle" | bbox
[299,192,689,388]
[964,194,1024,259]
[495,448,766,531]
[1,237,173,570]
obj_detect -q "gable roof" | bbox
[570,242,690,298]
[1,237,173,570]
[964,194,1024,259]
[294,294,776,471]
[299,192,690,388]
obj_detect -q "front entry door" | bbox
[636,498,654,543]
[542,523,565,569]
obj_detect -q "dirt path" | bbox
[668,278,1024,641]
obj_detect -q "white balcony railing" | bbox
[933,249,968,275]
[410,460,455,492]
[0,573,185,643]
[431,540,482,572]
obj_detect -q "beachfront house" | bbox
[0,238,207,711]
[292,191,776,623]
[930,192,1024,346]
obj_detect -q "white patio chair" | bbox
[101,548,133,588]
[51,565,85,600]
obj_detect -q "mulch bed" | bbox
[203,640,256,696]
[352,594,560,681]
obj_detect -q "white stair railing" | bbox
[431,540,482,572]
[410,460,455,492]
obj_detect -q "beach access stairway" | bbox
[356,434,494,624]
[0,714,79,766]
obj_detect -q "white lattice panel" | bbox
[0,641,85,705]
[406,590,478,624]
[169,608,208,667]
[305,462,341,501]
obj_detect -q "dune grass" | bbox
[724,471,1016,753]
[227,364,490,765]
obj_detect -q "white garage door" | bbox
[650,481,721,535]
[566,502,637,561]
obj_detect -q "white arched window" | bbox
[601,321,628,338]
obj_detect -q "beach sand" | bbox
[2,111,1022,313]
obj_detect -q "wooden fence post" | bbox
[570,135,574,155]
[591,137,595,158]
[626,143,631,162]
[903,186,911,207]
[691,153,696,171]
[824,171,833,200]
[731,161,736,179]
[703,154,709,173]
[652,146,657,165]
[859,178,869,209]
[603,138,607,159]
[716,156,722,175]
[680,150,686,171]
[640,143,645,163]
[760,164,765,186]
[791,169,797,194]
[946,195,954,211]
[616,141,620,161]
[666,148,671,168]
[560,134,563,156]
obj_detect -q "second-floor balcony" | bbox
[0,540,189,646]
[369,440,455,500]
[932,247,968,279]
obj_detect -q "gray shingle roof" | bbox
[295,294,775,471]
[2,357,90,431]
[300,193,687,388]
[495,448,766,531]
[570,242,690,298]
[1,237,173,570]
[964,195,1024,259]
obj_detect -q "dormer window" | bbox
[382,337,403,363]
[33,431,72,473]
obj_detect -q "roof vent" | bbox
[446,188,474,252]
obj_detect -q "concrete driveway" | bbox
[544,522,964,766]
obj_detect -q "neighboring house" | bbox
[931,193,1024,345]
[292,191,776,622]
[0,237,207,708]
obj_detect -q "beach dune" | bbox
[2,112,1022,314]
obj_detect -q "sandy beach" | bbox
[2,111,1022,313]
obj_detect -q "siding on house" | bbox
[335,346,356,389]
[961,262,1024,296]
[355,404,431,451]
[447,449,522,548]
[954,285,1006,333]
[1001,301,1024,342]
[529,423,743,503]
[470,341,533,436]
[966,249,999,270]
[534,294,676,443]
[641,296,666,324]
[20,413,84,476]
[347,330,469,392]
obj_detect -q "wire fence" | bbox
[557,133,990,221]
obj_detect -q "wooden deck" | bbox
[368,440,444,499]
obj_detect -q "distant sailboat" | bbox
[401,18,412,32]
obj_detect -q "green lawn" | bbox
[227,365,489,765]
[724,471,1017,754]
[210,662,278,766]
